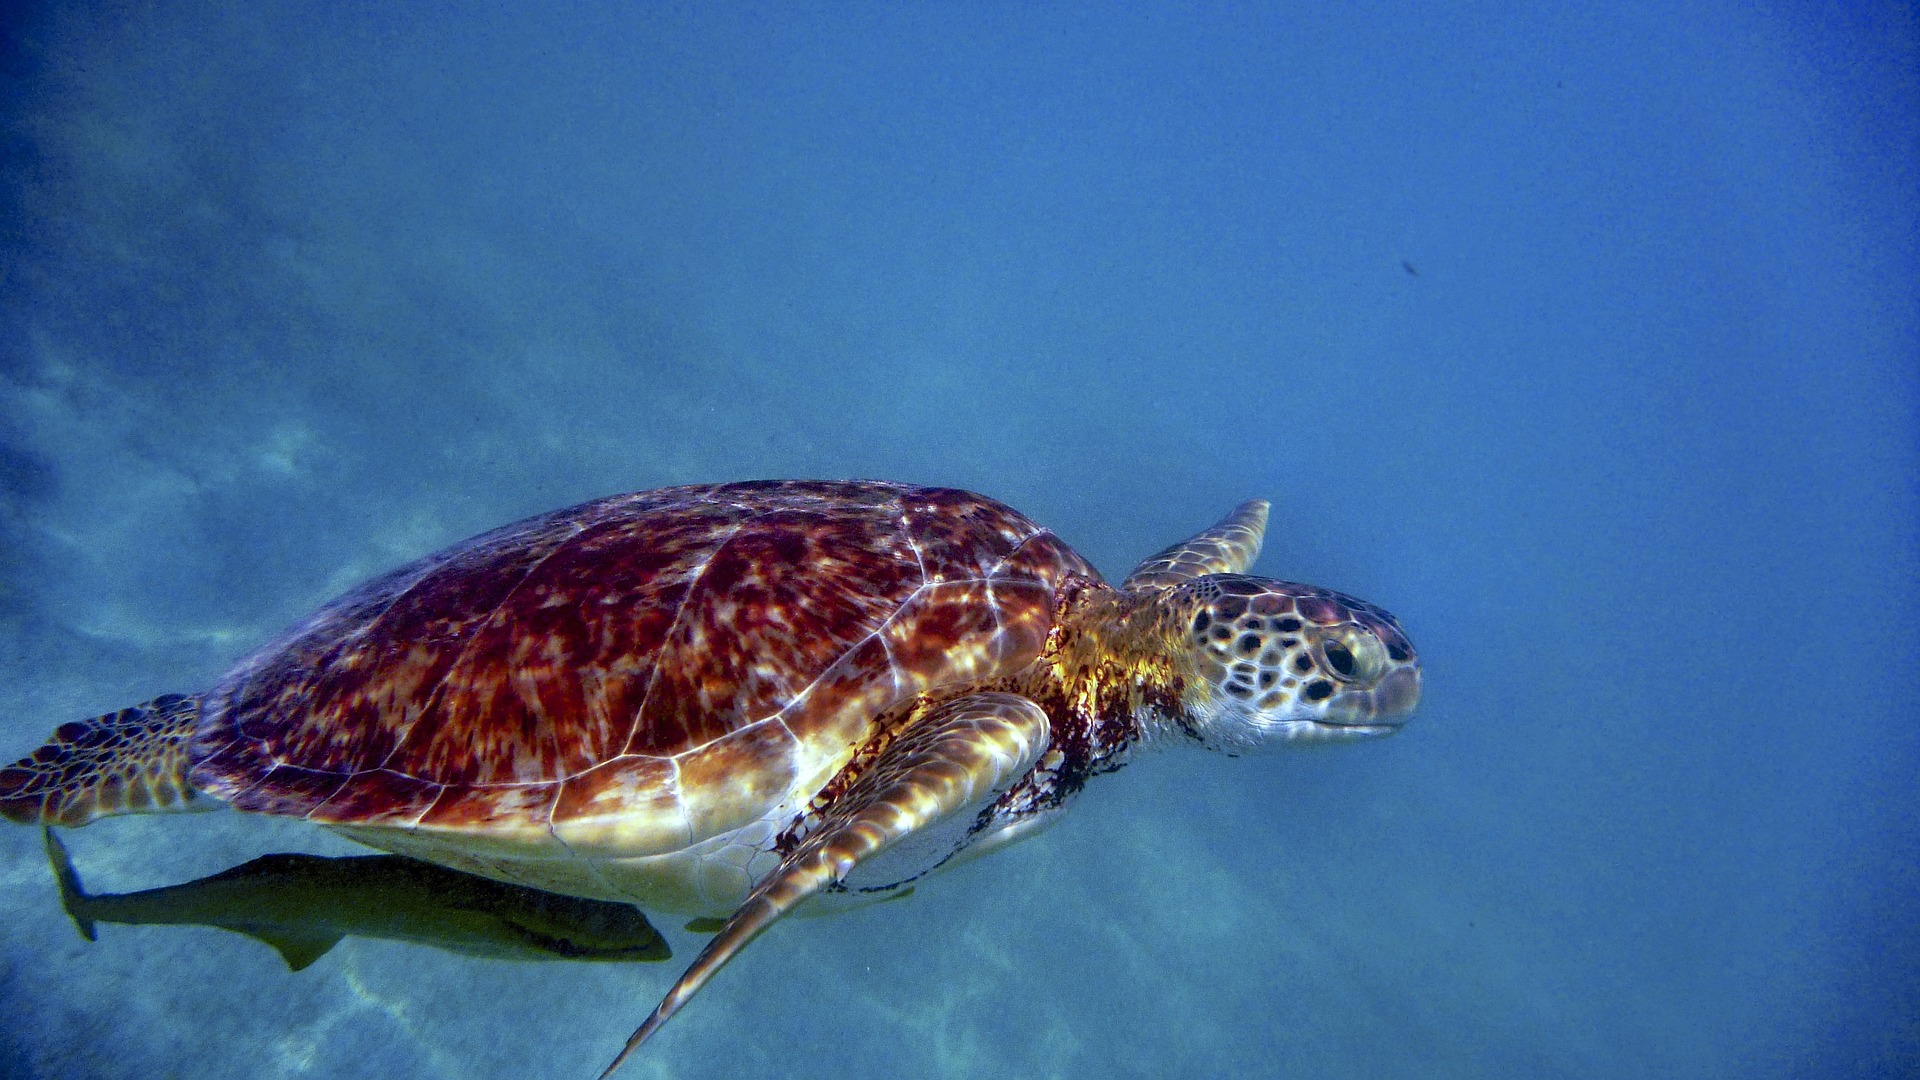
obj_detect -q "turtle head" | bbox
[1159,574,1421,752]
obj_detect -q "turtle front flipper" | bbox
[0,694,209,827]
[1122,499,1270,590]
[596,691,1050,1078]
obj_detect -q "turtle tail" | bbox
[0,694,209,827]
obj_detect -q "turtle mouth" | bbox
[1306,718,1406,739]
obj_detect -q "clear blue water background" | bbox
[1,4,1914,1078]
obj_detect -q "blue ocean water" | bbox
[1,3,1914,1078]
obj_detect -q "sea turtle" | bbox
[0,480,1420,1076]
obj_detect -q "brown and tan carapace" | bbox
[0,479,1420,1077]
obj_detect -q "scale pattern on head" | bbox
[187,481,1097,856]
[1177,574,1420,744]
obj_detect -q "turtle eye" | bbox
[1323,640,1357,679]
[1320,631,1387,683]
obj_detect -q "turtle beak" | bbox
[1322,665,1421,731]
[1374,664,1422,720]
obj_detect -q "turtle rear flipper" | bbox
[0,694,209,827]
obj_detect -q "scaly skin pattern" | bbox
[0,695,206,826]
[1120,499,1269,590]
[989,582,1184,810]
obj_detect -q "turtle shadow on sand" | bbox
[40,828,670,969]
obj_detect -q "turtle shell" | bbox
[188,481,1096,858]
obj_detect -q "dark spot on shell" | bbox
[1258,670,1277,689]
[1224,683,1254,699]
[1304,680,1334,702]
[1211,625,1233,643]
[1237,634,1261,656]
[1276,617,1302,633]
[1293,654,1315,674]
[1192,612,1211,635]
